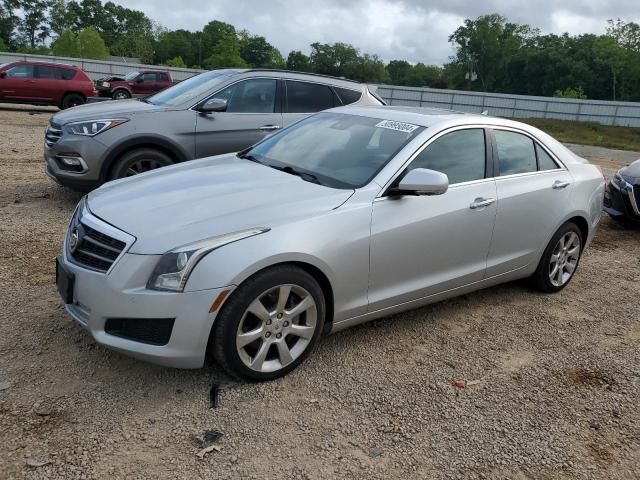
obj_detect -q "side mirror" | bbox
[389,168,449,196]
[199,98,228,113]
[136,77,144,83]
[0,71,6,79]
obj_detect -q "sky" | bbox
[111,0,640,65]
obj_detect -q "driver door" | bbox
[194,78,283,158]
[368,128,497,311]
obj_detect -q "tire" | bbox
[61,93,85,109]
[530,222,583,293]
[210,266,326,381]
[112,89,131,100]
[109,148,173,180]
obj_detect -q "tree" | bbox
[594,36,627,100]
[286,50,310,71]
[17,0,54,48]
[239,31,278,67]
[78,26,109,59]
[111,32,154,63]
[165,56,186,68]
[203,34,246,69]
[51,28,80,57]
[0,0,20,48]
[386,60,412,85]
[155,29,198,66]
[201,20,237,61]
[309,42,359,77]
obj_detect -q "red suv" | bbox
[0,61,96,109]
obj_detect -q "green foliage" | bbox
[165,56,186,68]
[554,86,587,99]
[78,26,109,60]
[0,36,6,50]
[51,28,80,57]
[16,0,53,48]
[286,50,310,71]
[203,34,246,69]
[0,0,20,48]
[111,33,154,63]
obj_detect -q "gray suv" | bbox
[44,69,385,190]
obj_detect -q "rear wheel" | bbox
[109,148,173,180]
[112,89,131,100]
[211,266,325,381]
[61,93,85,109]
[530,222,583,293]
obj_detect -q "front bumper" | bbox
[603,180,640,222]
[44,132,109,191]
[58,249,231,369]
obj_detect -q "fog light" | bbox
[59,156,82,167]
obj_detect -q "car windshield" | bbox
[146,70,239,107]
[243,112,424,189]
[124,71,140,80]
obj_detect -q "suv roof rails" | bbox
[243,68,362,84]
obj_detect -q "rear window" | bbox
[59,68,76,80]
[335,87,362,105]
[285,80,336,113]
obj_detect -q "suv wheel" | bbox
[61,93,85,109]
[112,89,131,100]
[109,148,173,180]
[530,222,583,293]
[210,266,326,381]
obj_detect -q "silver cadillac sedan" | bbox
[56,106,605,381]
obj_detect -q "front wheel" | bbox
[530,222,583,293]
[210,266,326,381]
[109,148,173,180]
[112,89,131,100]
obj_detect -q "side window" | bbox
[6,64,34,78]
[141,73,157,82]
[158,73,169,82]
[536,143,559,171]
[58,68,76,80]
[285,80,335,113]
[494,130,537,176]
[35,65,58,79]
[211,78,277,113]
[335,87,362,105]
[409,129,486,184]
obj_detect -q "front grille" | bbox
[105,318,175,345]
[70,223,126,272]
[45,122,63,147]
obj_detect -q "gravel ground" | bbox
[0,105,639,480]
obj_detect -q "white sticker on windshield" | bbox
[375,119,419,133]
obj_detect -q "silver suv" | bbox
[44,69,384,191]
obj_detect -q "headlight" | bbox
[612,172,632,191]
[67,119,128,136]
[147,228,270,292]
[102,82,110,87]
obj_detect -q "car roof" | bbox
[14,60,78,68]
[231,69,365,90]
[326,105,479,127]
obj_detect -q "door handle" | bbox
[469,197,496,209]
[552,180,570,190]
[259,125,282,131]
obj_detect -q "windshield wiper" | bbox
[237,152,264,164]
[271,165,322,185]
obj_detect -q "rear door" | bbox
[368,128,497,311]
[33,65,60,102]
[0,63,35,100]
[194,77,282,158]
[485,128,573,277]
[281,80,339,127]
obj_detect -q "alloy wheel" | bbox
[236,284,317,373]
[124,159,166,176]
[548,231,581,287]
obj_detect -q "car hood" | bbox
[620,159,640,183]
[97,75,125,82]
[87,154,354,254]
[51,99,163,125]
